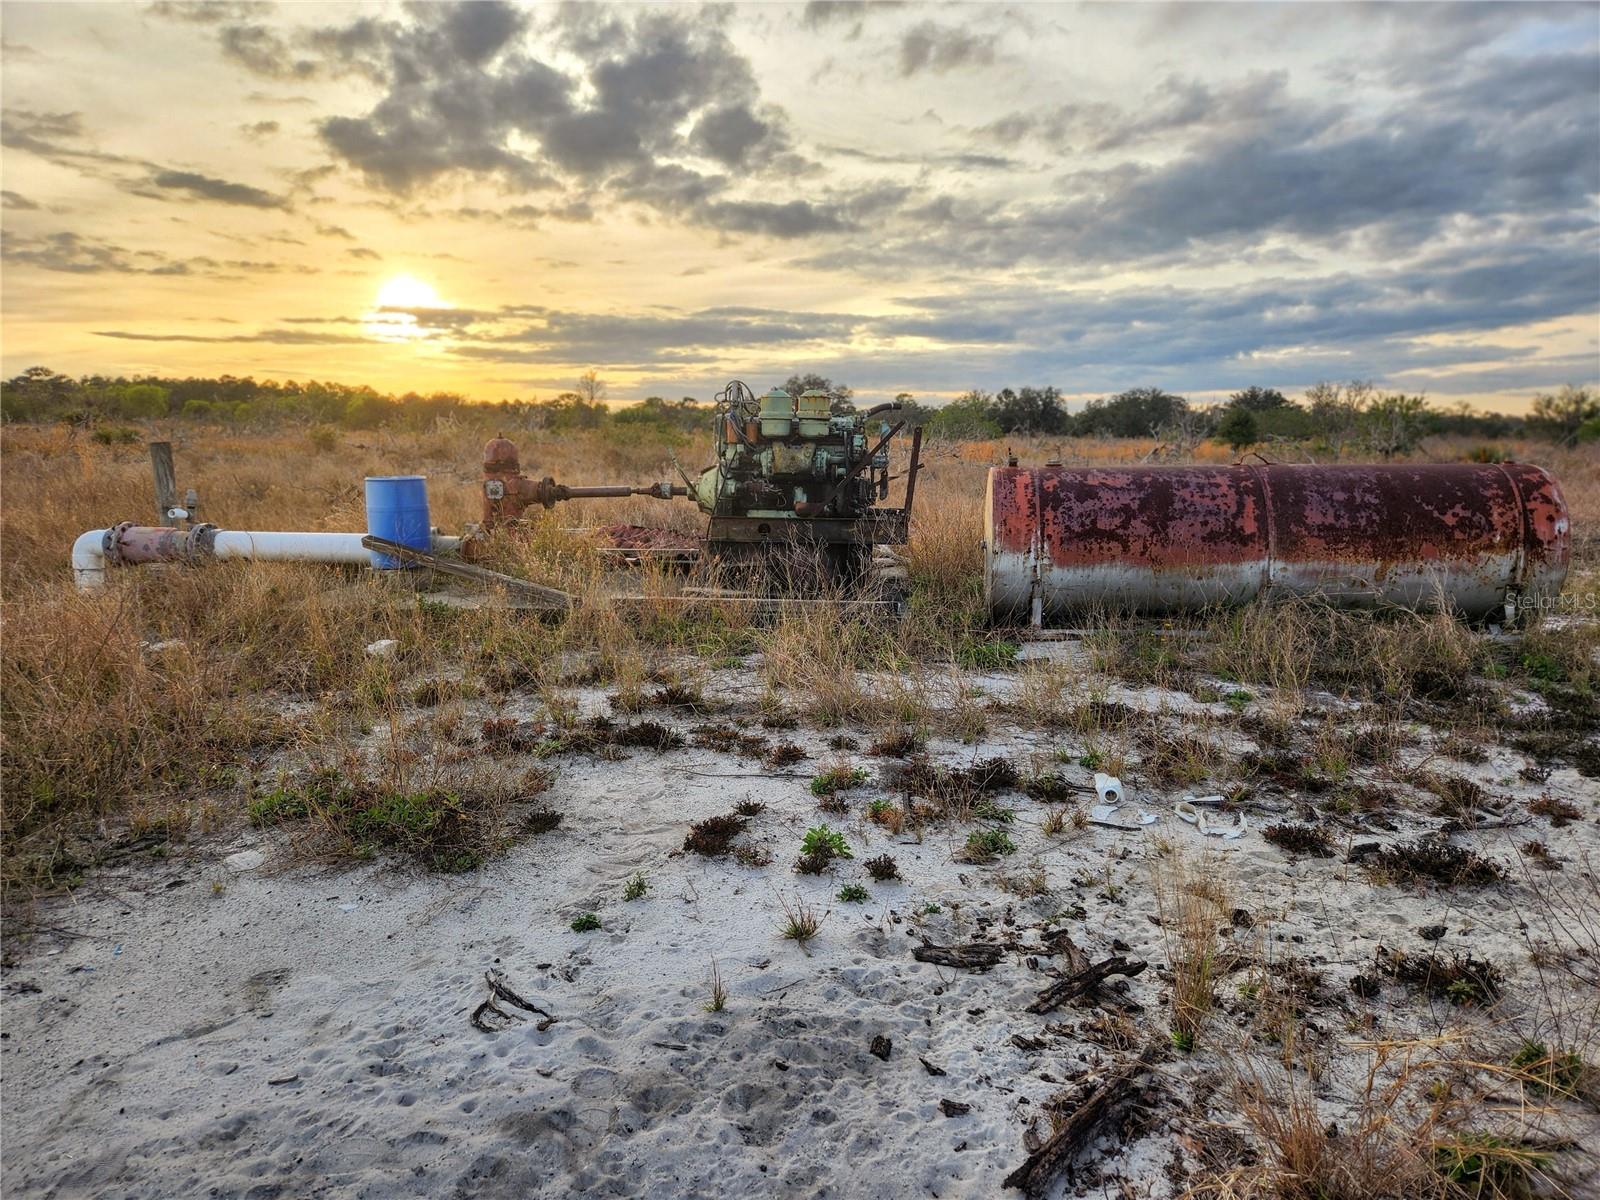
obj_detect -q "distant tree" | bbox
[925,390,1001,440]
[1215,406,1259,452]
[1073,387,1188,438]
[782,373,851,401]
[1228,386,1290,413]
[1363,392,1430,458]
[1304,380,1376,457]
[889,392,936,426]
[1528,384,1599,447]
[577,370,606,406]
[992,386,1066,435]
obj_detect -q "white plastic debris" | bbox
[365,638,399,659]
[1093,773,1124,805]
[1089,803,1157,831]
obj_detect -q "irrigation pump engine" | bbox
[474,381,922,582]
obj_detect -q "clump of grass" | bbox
[1376,946,1504,1006]
[956,636,1018,670]
[1263,822,1335,857]
[960,828,1016,862]
[650,683,706,711]
[810,764,869,797]
[797,824,851,873]
[623,873,649,901]
[1508,1040,1589,1099]
[869,727,926,757]
[704,959,727,1012]
[1152,851,1230,1050]
[691,725,769,758]
[837,883,870,903]
[733,798,766,817]
[887,754,1018,819]
[864,853,899,881]
[248,767,509,872]
[733,844,773,868]
[865,797,904,832]
[1022,771,1080,804]
[1040,806,1083,838]
[1527,795,1581,827]
[1366,839,1505,888]
[570,912,601,932]
[524,808,562,835]
[480,717,539,755]
[684,813,747,856]
[778,893,822,950]
[611,721,686,751]
[1432,1132,1553,1195]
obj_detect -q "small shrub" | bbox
[685,813,746,856]
[733,844,773,868]
[837,883,870,903]
[869,728,926,757]
[92,425,140,445]
[733,798,766,817]
[1263,822,1334,858]
[623,873,648,901]
[612,721,686,751]
[1022,772,1079,804]
[961,828,1016,862]
[1224,689,1254,713]
[765,740,806,767]
[810,765,868,797]
[1367,839,1504,888]
[864,853,900,881]
[650,683,706,711]
[1528,795,1581,827]
[571,912,601,932]
[801,824,851,860]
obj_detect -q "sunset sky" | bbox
[2,1,1596,410]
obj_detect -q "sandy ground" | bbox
[4,649,1598,1199]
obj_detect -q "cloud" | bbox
[345,246,381,260]
[1,190,40,210]
[219,22,317,78]
[146,1,272,24]
[239,119,279,140]
[2,230,318,277]
[898,20,999,76]
[150,169,287,208]
[95,327,365,344]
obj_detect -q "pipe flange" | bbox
[187,523,219,560]
[104,521,138,567]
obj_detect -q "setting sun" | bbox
[374,275,444,310]
[365,275,448,343]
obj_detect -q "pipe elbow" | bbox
[72,529,109,589]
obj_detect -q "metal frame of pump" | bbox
[698,380,921,549]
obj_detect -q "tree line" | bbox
[891,382,1598,453]
[2,366,1594,451]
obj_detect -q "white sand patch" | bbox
[4,664,1597,1198]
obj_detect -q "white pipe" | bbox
[72,528,464,590]
[72,529,109,589]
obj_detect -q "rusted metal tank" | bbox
[984,463,1570,623]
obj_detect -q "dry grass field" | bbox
[2,419,1597,1199]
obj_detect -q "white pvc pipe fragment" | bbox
[72,527,462,589]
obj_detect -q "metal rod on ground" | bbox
[149,442,178,527]
[359,534,574,611]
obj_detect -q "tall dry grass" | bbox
[2,421,1595,891]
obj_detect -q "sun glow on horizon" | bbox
[364,275,450,343]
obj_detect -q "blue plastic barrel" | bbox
[364,475,431,569]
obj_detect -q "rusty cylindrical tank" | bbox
[984,463,1570,623]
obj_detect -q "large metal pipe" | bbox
[984,463,1570,623]
[72,524,462,589]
